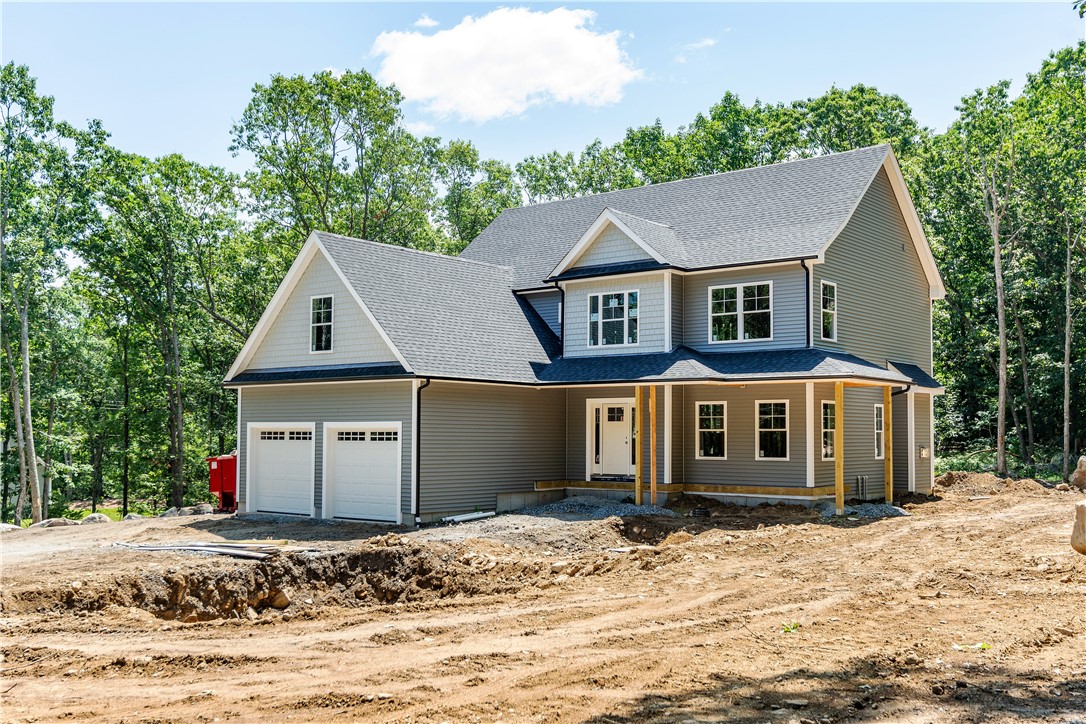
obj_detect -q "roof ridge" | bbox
[607,207,674,229]
[317,231,513,273]
[505,144,891,211]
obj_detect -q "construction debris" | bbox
[114,541,317,560]
[1072,500,1086,555]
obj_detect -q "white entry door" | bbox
[601,404,633,476]
[250,425,314,515]
[325,424,401,522]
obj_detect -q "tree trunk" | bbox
[1065,228,1075,483]
[42,395,55,520]
[167,322,185,508]
[993,223,1009,478]
[1010,302,1035,463]
[121,329,131,516]
[4,339,28,525]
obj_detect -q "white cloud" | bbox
[323,66,345,78]
[404,120,436,136]
[675,37,717,64]
[414,14,439,28]
[371,7,642,123]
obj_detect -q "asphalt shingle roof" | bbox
[316,232,560,384]
[889,361,943,390]
[461,145,891,289]
[229,362,410,386]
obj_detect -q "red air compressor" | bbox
[206,453,238,513]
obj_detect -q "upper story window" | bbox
[709,282,772,343]
[588,291,638,346]
[311,295,333,353]
[821,281,837,341]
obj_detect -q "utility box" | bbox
[206,453,237,513]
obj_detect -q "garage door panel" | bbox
[251,427,313,515]
[327,428,400,522]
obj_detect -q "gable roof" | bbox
[462,145,944,298]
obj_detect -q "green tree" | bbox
[436,140,520,252]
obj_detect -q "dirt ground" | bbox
[2,474,1085,724]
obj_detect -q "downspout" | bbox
[800,259,812,348]
[549,281,565,354]
[414,378,431,524]
[892,384,913,397]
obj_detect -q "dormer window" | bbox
[709,282,772,343]
[588,291,638,346]
[311,295,333,353]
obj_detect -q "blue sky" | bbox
[3,3,1083,173]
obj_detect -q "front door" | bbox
[601,404,632,476]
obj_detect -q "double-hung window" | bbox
[311,295,333,353]
[756,400,789,460]
[821,401,836,461]
[588,291,638,346]
[709,282,772,342]
[821,281,837,341]
[696,402,727,459]
[874,404,885,460]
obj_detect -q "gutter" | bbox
[413,378,431,524]
[800,259,812,348]
[535,255,820,289]
[891,384,913,397]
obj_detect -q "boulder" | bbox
[159,507,179,518]
[1073,501,1086,555]
[1072,457,1086,491]
[81,513,111,524]
[190,503,214,515]
[269,591,291,610]
[29,517,81,528]
[0,523,23,533]
[123,513,145,521]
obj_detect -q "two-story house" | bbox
[224,144,944,524]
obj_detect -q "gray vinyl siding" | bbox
[564,272,666,357]
[524,290,562,337]
[914,393,933,494]
[813,168,933,373]
[237,381,413,516]
[892,393,910,496]
[682,383,808,488]
[565,386,665,483]
[683,265,807,353]
[418,382,565,515]
[670,273,684,349]
[247,252,396,370]
[573,224,653,268]
[889,391,931,496]
[843,387,885,500]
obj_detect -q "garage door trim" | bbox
[245,421,316,516]
[321,421,403,524]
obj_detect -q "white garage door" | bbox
[326,425,401,522]
[250,426,313,515]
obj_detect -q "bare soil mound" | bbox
[935,470,1051,497]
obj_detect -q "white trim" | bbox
[663,271,673,350]
[816,148,945,300]
[682,259,816,276]
[907,392,916,493]
[820,399,836,461]
[874,403,885,460]
[706,280,774,344]
[322,421,403,525]
[410,378,419,520]
[308,293,334,354]
[226,376,901,391]
[245,421,317,517]
[754,399,790,461]
[584,397,635,479]
[236,387,243,506]
[587,289,641,348]
[226,232,412,379]
[929,394,936,492]
[694,400,728,460]
[805,382,814,487]
[819,280,838,342]
[663,385,673,485]
[550,208,667,277]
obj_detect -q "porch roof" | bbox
[226,362,411,386]
[532,347,914,386]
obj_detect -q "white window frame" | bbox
[820,280,838,342]
[754,399,789,461]
[707,281,774,344]
[587,289,640,348]
[694,401,728,460]
[874,403,885,460]
[309,294,334,354]
[821,400,836,461]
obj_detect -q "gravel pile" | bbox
[520,495,679,520]
[819,502,911,519]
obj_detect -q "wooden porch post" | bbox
[884,386,894,503]
[635,386,644,505]
[834,381,845,515]
[650,386,657,506]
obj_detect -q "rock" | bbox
[377,693,392,700]
[123,513,145,520]
[903,652,922,665]
[1072,501,1086,555]
[269,591,290,610]
[0,523,23,532]
[190,503,214,515]
[29,517,80,528]
[1057,483,1071,492]
[932,684,946,695]
[1072,456,1086,490]
[245,607,258,620]
[784,699,810,708]
[159,507,179,518]
[81,513,111,524]
[178,506,194,516]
